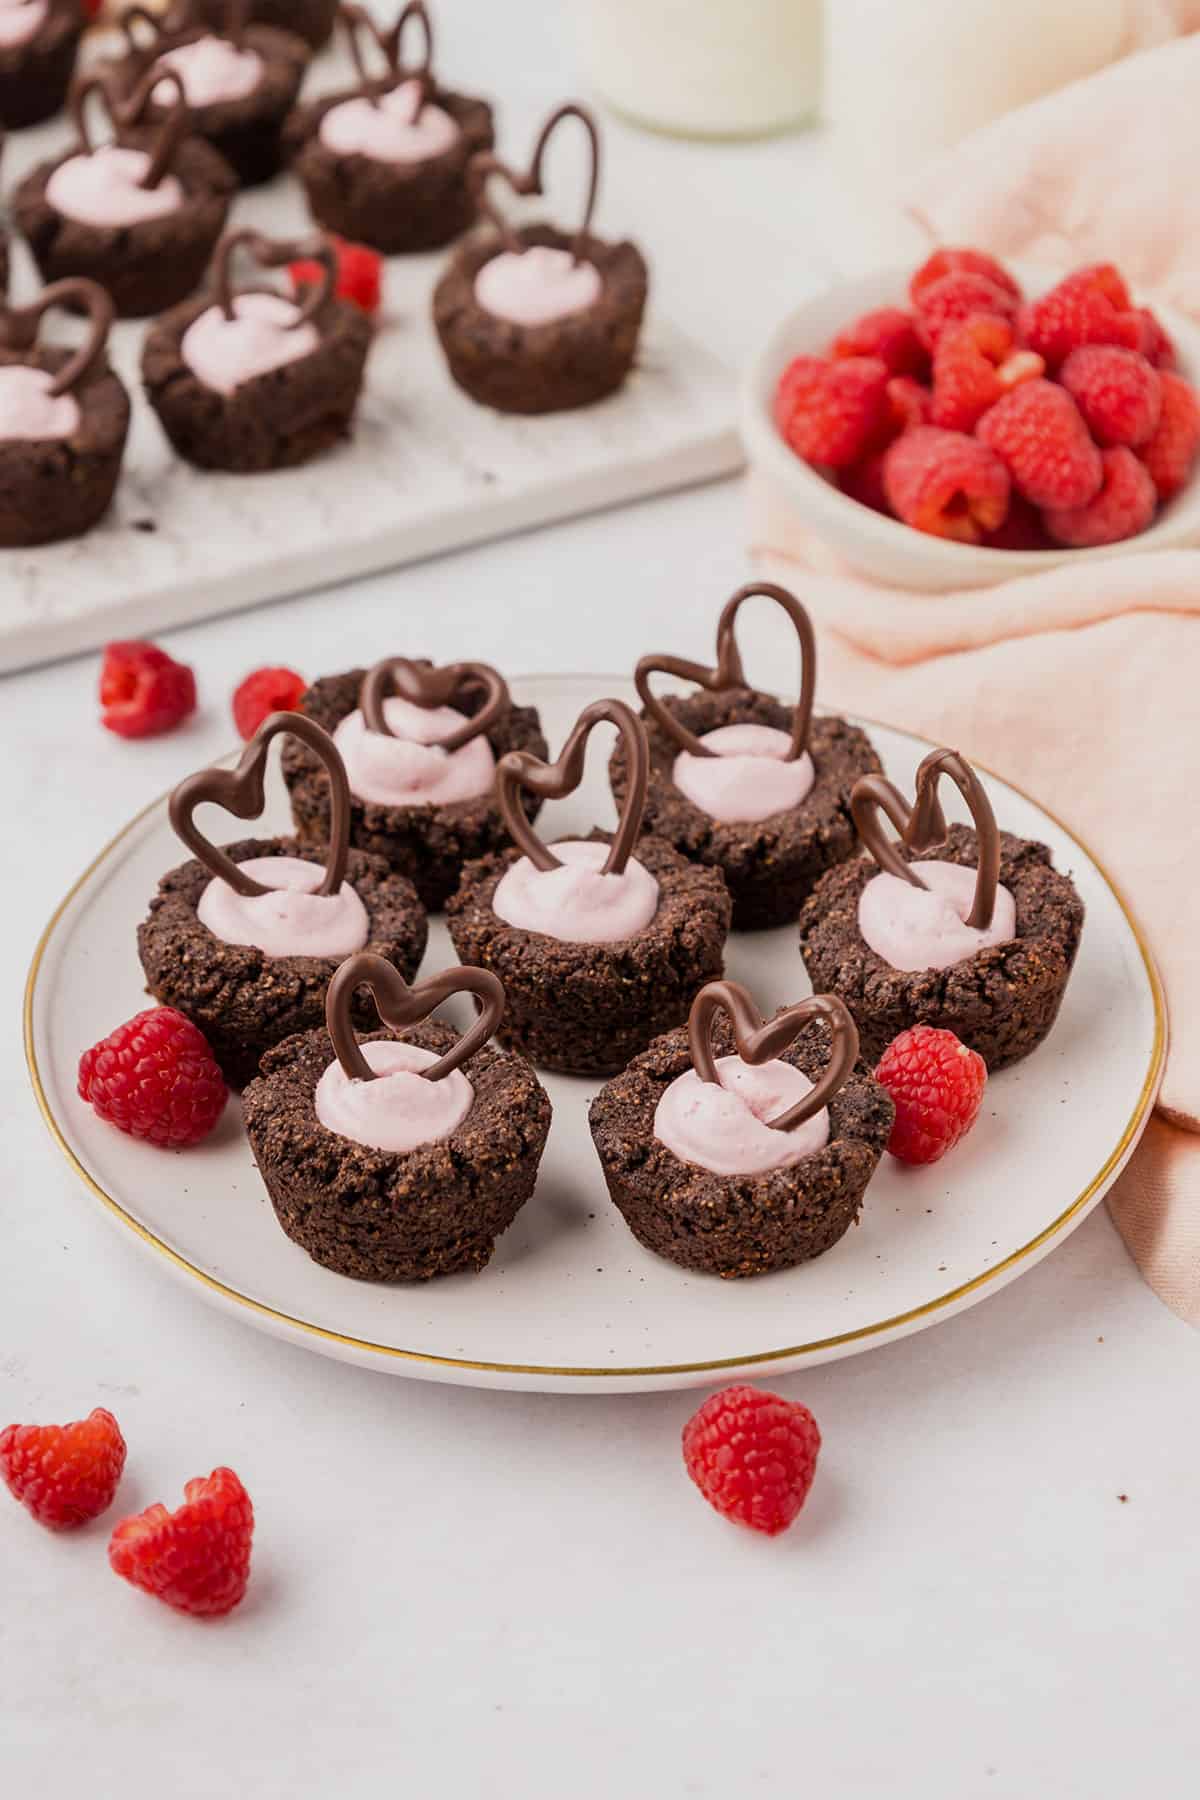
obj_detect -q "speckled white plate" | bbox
[25,675,1164,1392]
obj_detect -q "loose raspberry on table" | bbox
[875,1025,988,1166]
[909,248,1022,307]
[290,236,383,315]
[831,306,928,378]
[1059,346,1162,448]
[0,1408,126,1531]
[913,271,1019,351]
[1020,264,1141,370]
[930,314,1043,433]
[232,666,307,740]
[1043,446,1157,547]
[1138,371,1200,502]
[109,1467,254,1617]
[774,354,890,468]
[682,1385,821,1537]
[78,1007,227,1149]
[99,640,196,740]
[883,425,1010,543]
[976,378,1102,510]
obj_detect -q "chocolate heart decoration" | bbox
[635,582,817,763]
[325,951,505,1085]
[468,102,600,261]
[211,227,335,328]
[851,747,1001,931]
[70,66,189,192]
[340,0,433,110]
[0,279,114,399]
[495,698,648,877]
[688,980,860,1133]
[360,658,508,752]
[168,711,351,900]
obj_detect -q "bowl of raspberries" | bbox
[742,248,1200,590]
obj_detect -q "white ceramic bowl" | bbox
[740,264,1200,591]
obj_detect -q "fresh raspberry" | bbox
[1059,346,1162,448]
[883,425,1010,543]
[78,1007,227,1149]
[976,378,1102,510]
[913,271,1018,351]
[99,640,196,739]
[910,248,1022,307]
[875,1025,987,1165]
[1044,446,1157,548]
[774,354,890,468]
[109,1467,254,1617]
[1020,265,1141,370]
[885,374,932,435]
[1133,307,1175,370]
[232,666,307,740]
[930,315,1043,433]
[682,1385,821,1537]
[839,451,890,514]
[831,306,928,378]
[1138,371,1200,503]
[0,1408,126,1531]
[290,237,382,314]
[981,494,1053,552]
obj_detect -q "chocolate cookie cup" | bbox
[0,0,83,131]
[14,71,237,318]
[285,1,494,255]
[142,226,373,472]
[192,0,336,49]
[613,582,883,932]
[446,699,731,1077]
[282,657,549,912]
[798,749,1085,1071]
[0,280,130,547]
[591,981,893,1279]
[106,1,310,188]
[433,102,648,414]
[243,954,552,1282]
[137,713,427,1088]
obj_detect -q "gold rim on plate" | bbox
[23,705,1167,1381]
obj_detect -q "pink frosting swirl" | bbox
[0,366,80,442]
[315,1038,473,1152]
[473,246,602,328]
[319,79,459,164]
[672,723,816,824]
[654,1055,831,1175]
[0,0,46,49]
[492,839,659,944]
[181,292,319,396]
[333,697,496,807]
[46,146,184,228]
[153,37,263,108]
[858,859,1017,972]
[196,855,369,958]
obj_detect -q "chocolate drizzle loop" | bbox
[325,951,505,1085]
[495,698,648,878]
[212,227,335,328]
[360,658,508,753]
[70,67,189,192]
[468,101,600,262]
[688,981,859,1133]
[636,582,817,763]
[169,711,351,900]
[0,279,114,399]
[340,0,433,110]
[851,747,1001,931]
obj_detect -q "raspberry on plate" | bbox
[1139,371,1200,502]
[0,1408,126,1531]
[109,1467,254,1617]
[774,354,890,468]
[931,315,1043,433]
[1059,346,1162,448]
[831,306,928,378]
[78,1006,227,1149]
[913,270,1019,351]
[100,640,196,740]
[291,236,383,315]
[682,1385,821,1537]
[1020,264,1142,370]
[910,247,1022,307]
[883,425,1010,543]
[1044,446,1157,547]
[977,378,1103,510]
[232,666,307,740]
[875,1025,987,1166]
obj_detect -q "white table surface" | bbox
[4,5,1198,1795]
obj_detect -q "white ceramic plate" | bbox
[25,674,1164,1393]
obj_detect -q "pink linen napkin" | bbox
[752,30,1200,1324]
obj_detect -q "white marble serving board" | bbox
[0,38,741,672]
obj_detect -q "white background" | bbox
[3,3,1199,1794]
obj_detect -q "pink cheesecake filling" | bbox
[654,1054,830,1175]
[0,366,80,441]
[858,859,1017,973]
[493,839,659,944]
[672,723,816,824]
[333,697,496,807]
[0,0,46,49]
[315,1038,473,1152]
[181,292,319,395]
[196,855,369,958]
[46,145,184,228]
[473,246,602,327]
[153,36,263,108]
[319,79,459,164]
